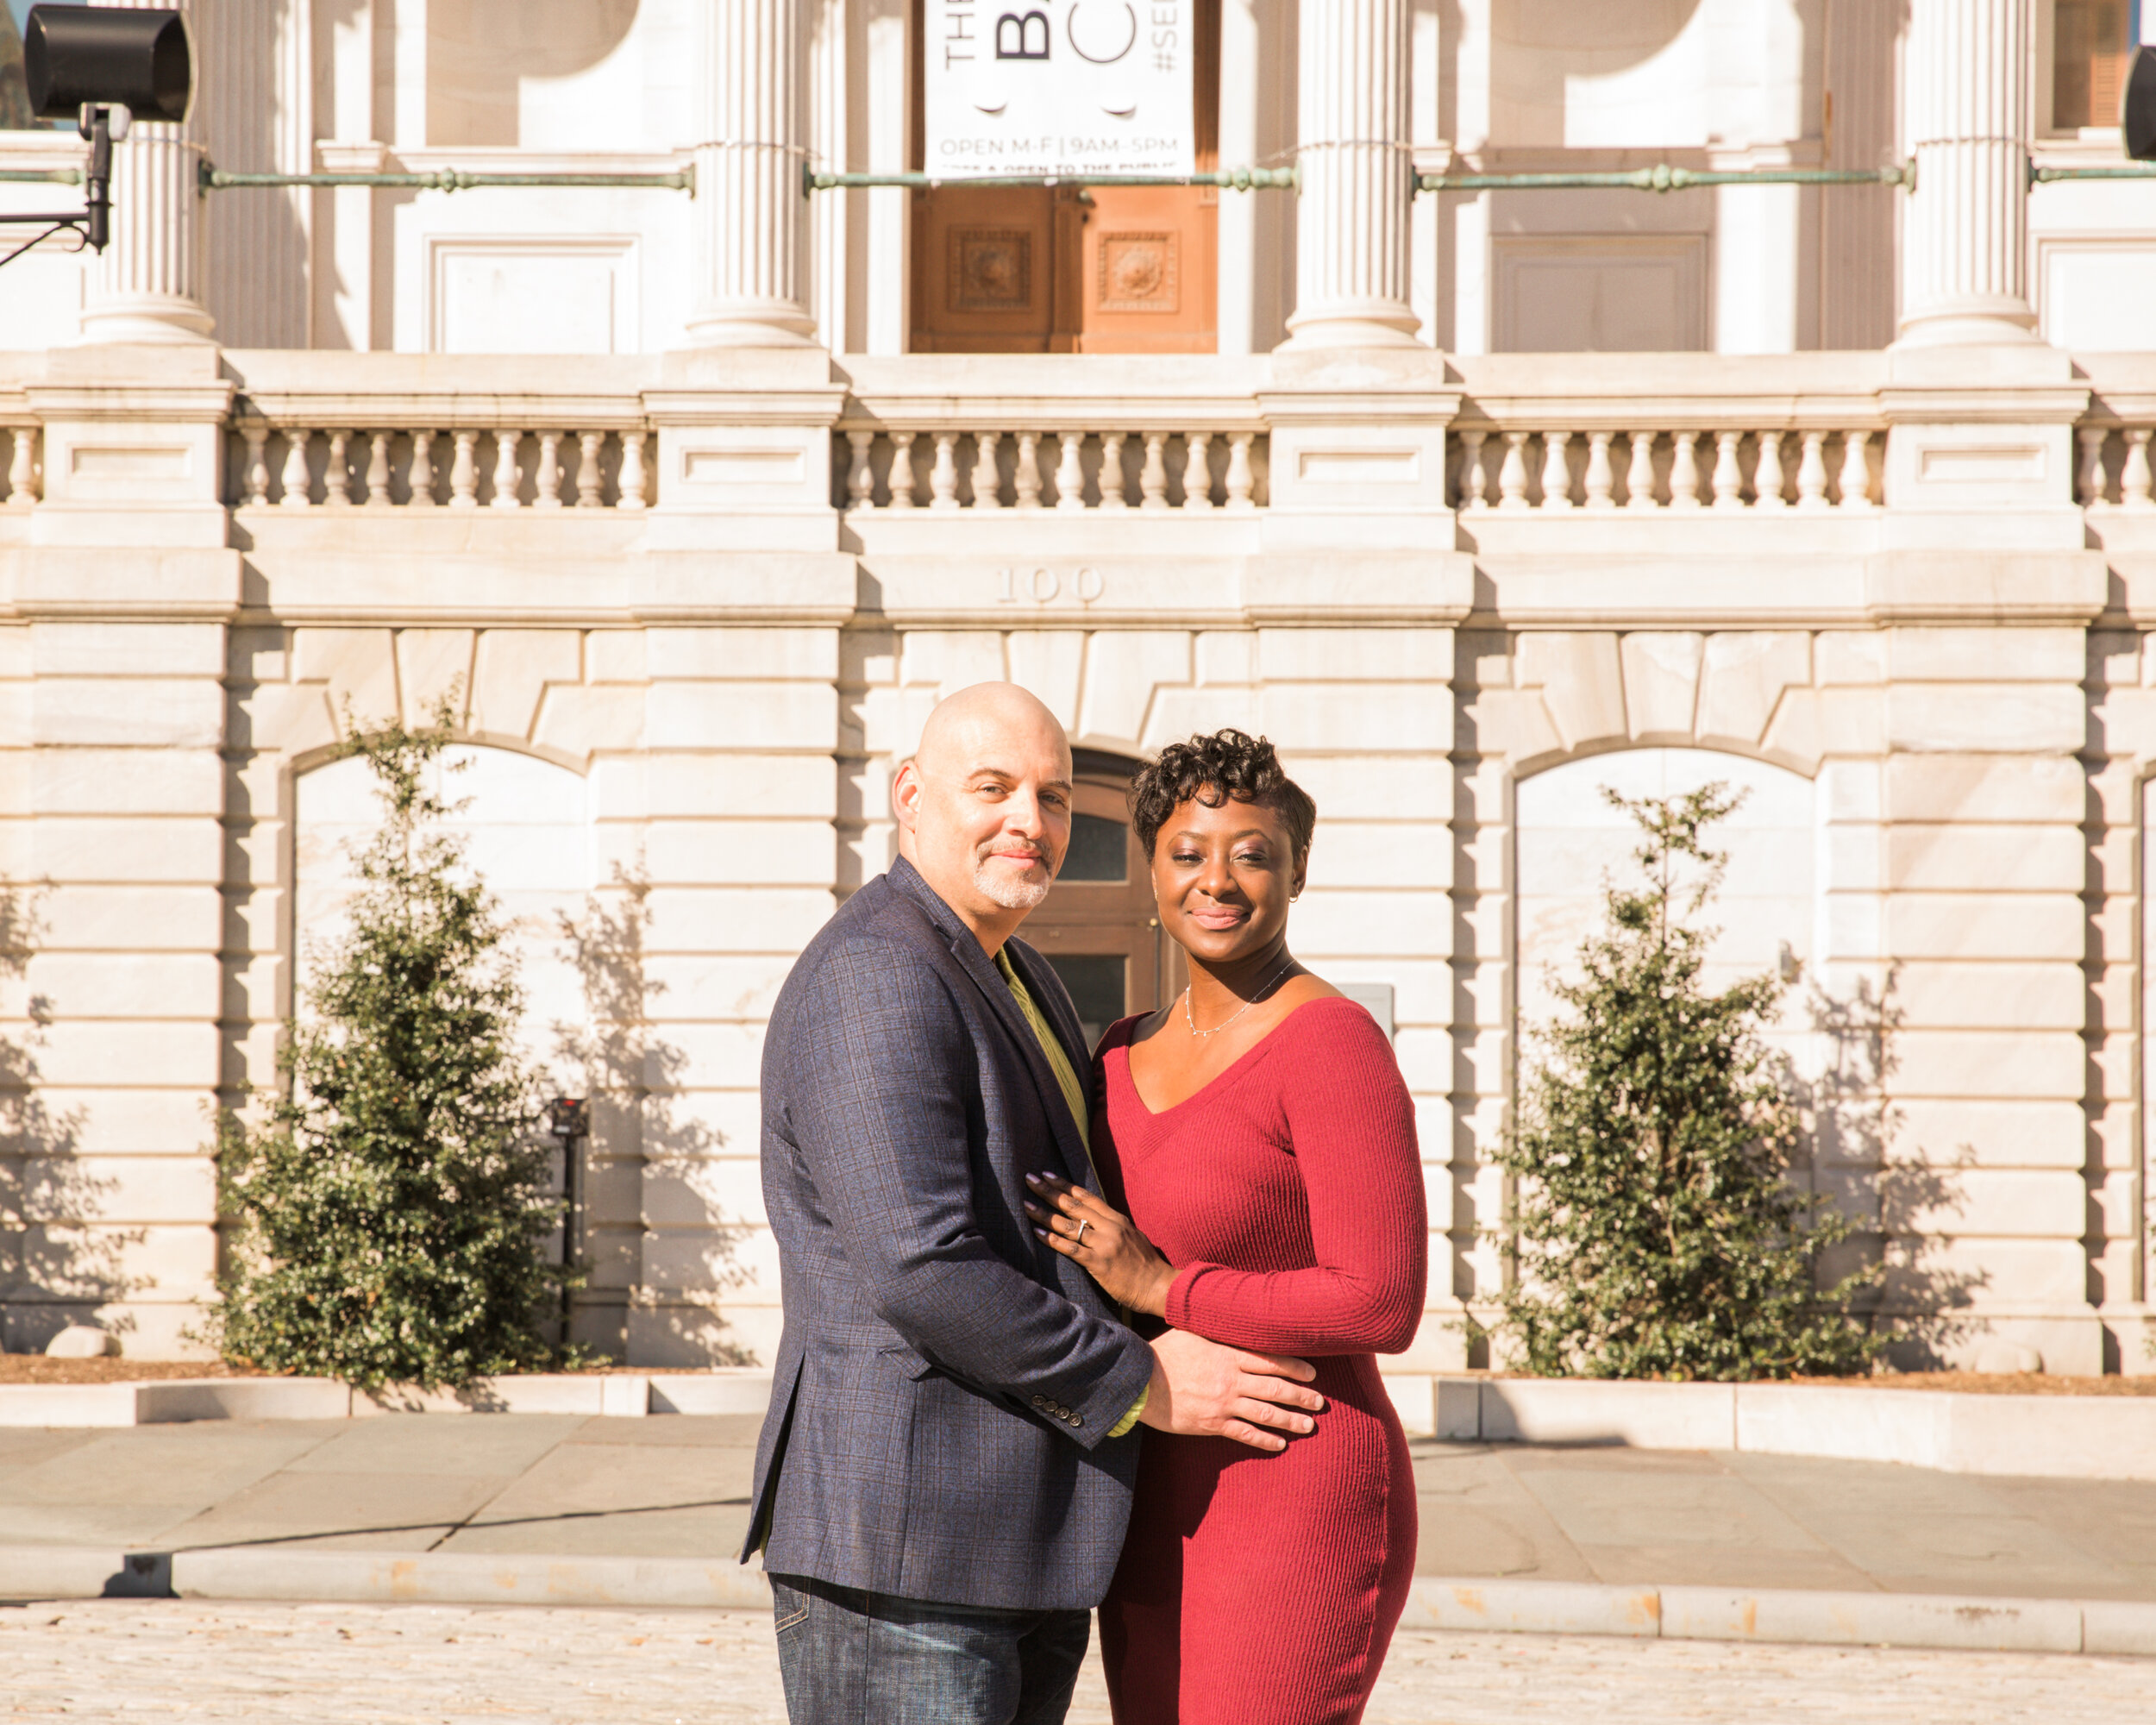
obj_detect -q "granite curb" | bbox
[9,1371,2156,1484]
[3,1546,2152,1657]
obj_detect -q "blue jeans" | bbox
[770,1572,1092,1725]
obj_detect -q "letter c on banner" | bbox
[1067,1,1137,63]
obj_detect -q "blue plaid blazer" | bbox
[742,856,1156,1609]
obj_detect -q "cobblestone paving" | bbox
[1,1601,2147,1723]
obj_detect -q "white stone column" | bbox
[808,0,848,351]
[685,0,817,348]
[1897,0,2039,346]
[81,0,214,343]
[200,0,311,348]
[1282,0,1420,349]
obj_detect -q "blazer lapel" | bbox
[886,859,1096,1189]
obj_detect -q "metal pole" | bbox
[199,166,696,193]
[8,160,2134,196]
[2031,164,2156,180]
[16,158,2156,198]
[1417,163,1915,193]
[545,1097,591,1346]
[805,166,1301,192]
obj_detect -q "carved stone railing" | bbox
[1451,425,1883,511]
[2075,357,2156,511]
[833,423,1269,513]
[8,348,2156,530]
[0,422,38,509]
[218,353,661,512]
[833,358,1273,513]
[1448,355,1890,513]
[227,421,653,511]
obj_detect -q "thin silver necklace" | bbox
[1183,960,1296,1038]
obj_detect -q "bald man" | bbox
[744,683,1323,1725]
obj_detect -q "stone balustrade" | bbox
[227,422,653,511]
[0,423,38,509]
[832,424,1269,513]
[1450,423,1884,512]
[2075,423,2156,511]
[0,351,2149,528]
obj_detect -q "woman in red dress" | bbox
[1025,729,1426,1725]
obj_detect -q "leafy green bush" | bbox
[1492,784,1881,1381]
[205,705,568,1390]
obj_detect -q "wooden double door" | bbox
[1029,778,1181,1053]
[909,1,1219,354]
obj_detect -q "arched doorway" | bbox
[1029,752,1175,1050]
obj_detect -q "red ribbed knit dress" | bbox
[1094,997,1426,1725]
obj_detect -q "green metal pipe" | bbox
[2032,164,2156,181]
[805,166,1300,192]
[1417,163,1914,193]
[18,156,2138,202]
[199,166,694,193]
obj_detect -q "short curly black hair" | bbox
[1128,730,1317,860]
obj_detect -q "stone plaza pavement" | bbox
[3,1599,2153,1724]
[4,1414,2155,1722]
[4,1414,2155,1600]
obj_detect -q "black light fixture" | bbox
[0,6,192,267]
[2128,46,2156,164]
[24,4,193,125]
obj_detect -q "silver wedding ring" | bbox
[1075,1220,1091,1245]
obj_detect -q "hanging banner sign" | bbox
[923,0,1195,177]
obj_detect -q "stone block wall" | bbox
[6,605,2154,1375]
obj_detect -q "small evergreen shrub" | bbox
[1492,784,1882,1381]
[205,705,567,1390]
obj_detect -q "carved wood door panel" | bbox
[908,0,1219,354]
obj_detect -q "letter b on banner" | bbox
[995,12,1050,58]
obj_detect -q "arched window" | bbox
[293,745,595,1058]
[1515,748,1818,1046]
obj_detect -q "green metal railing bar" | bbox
[2032,164,2156,180]
[10,158,2152,198]
[805,166,1300,191]
[1418,163,1914,193]
[197,166,695,193]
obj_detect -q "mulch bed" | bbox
[0,1358,272,1385]
[1457,1368,2156,1396]
[0,1357,725,1386]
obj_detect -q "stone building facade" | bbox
[3,1,2155,1377]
